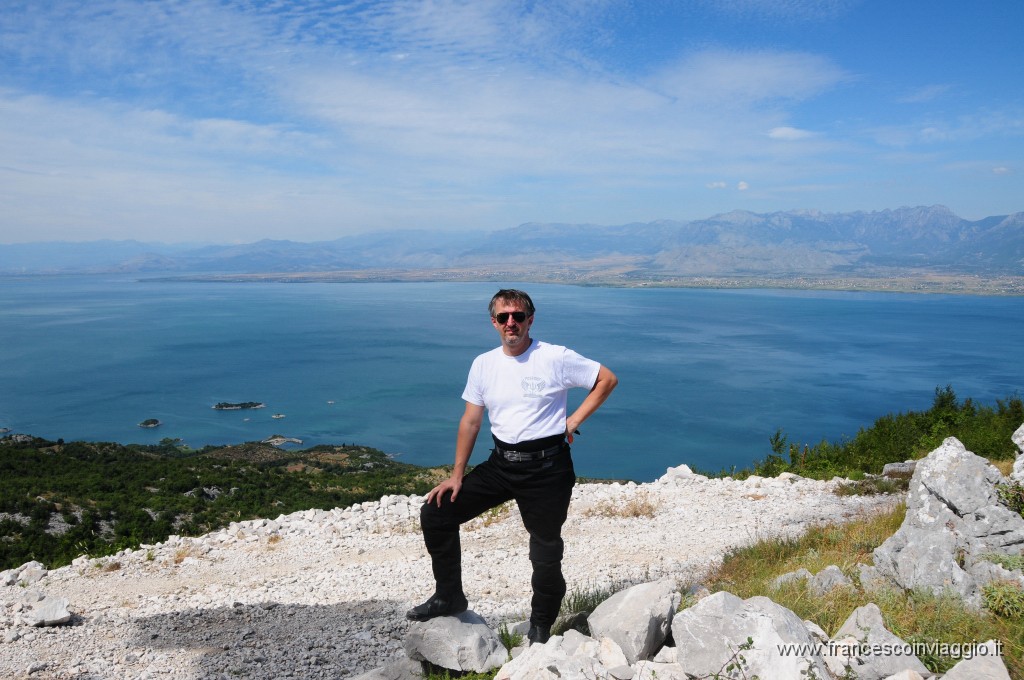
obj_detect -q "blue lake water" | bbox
[1,276,1022,481]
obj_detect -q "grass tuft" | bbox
[552,581,630,636]
[582,491,659,519]
[983,580,1024,619]
[497,622,523,652]
[834,476,909,496]
[983,553,1024,573]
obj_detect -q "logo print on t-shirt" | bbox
[522,376,546,398]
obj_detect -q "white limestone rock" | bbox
[940,640,1011,680]
[867,436,1024,606]
[494,633,607,680]
[403,610,507,673]
[588,577,680,665]
[633,659,689,679]
[834,603,931,680]
[1011,423,1024,482]
[808,564,854,595]
[670,591,830,680]
[656,464,707,485]
[22,596,72,627]
[771,567,812,589]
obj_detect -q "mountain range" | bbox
[2,205,1021,278]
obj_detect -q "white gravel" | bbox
[0,468,898,679]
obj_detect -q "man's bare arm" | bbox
[426,402,484,506]
[566,365,618,438]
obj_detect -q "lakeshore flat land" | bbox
[157,267,1024,296]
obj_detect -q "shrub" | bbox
[997,481,1024,518]
[983,580,1024,618]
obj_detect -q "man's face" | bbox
[491,298,533,353]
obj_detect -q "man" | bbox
[407,289,618,645]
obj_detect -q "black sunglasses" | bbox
[494,311,529,324]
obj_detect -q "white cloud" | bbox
[651,50,846,106]
[992,166,1012,175]
[700,0,858,22]
[2,0,1020,241]
[898,84,952,104]
[769,126,815,141]
[871,109,1024,148]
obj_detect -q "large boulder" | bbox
[771,565,853,596]
[587,577,680,665]
[833,603,931,680]
[670,591,831,679]
[1011,423,1024,483]
[656,464,708,485]
[494,631,611,680]
[0,560,47,587]
[22,595,72,627]
[940,640,1011,680]
[809,565,854,596]
[403,610,507,673]
[862,437,1024,606]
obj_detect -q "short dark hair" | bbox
[489,289,535,318]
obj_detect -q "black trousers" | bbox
[419,447,575,627]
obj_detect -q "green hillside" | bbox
[0,438,447,571]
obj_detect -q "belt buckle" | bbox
[500,447,526,462]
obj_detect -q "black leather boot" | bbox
[405,592,469,621]
[527,624,551,645]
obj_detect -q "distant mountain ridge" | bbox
[2,205,1021,277]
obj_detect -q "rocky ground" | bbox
[1,467,898,679]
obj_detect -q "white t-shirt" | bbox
[462,339,601,445]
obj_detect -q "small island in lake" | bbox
[213,401,266,410]
[138,419,161,428]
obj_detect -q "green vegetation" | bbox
[697,504,1024,677]
[985,553,1024,573]
[497,622,523,652]
[999,481,1024,519]
[553,581,628,637]
[983,580,1024,619]
[0,436,447,571]
[212,401,265,410]
[743,386,1022,480]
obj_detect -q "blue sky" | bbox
[1,0,1021,244]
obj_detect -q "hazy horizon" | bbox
[2,204,1021,248]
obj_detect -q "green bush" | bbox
[750,386,1022,481]
[983,580,1024,618]
[997,482,1024,518]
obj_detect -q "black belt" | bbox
[494,442,565,462]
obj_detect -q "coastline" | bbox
[141,269,1024,296]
